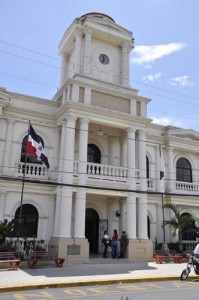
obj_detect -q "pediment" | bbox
[88,16,131,35]
[0,90,10,106]
[167,128,199,141]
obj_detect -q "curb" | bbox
[1,274,197,293]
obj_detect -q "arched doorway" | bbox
[15,204,38,238]
[181,212,196,241]
[147,216,151,239]
[85,208,99,254]
[87,144,101,163]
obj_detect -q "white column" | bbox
[140,102,147,117]
[0,191,7,221]
[62,88,67,105]
[84,87,91,105]
[74,118,89,238]
[60,54,68,87]
[167,146,174,191]
[155,145,161,191]
[121,43,129,87]
[138,130,147,190]
[137,130,148,239]
[2,118,15,174]
[126,128,136,239]
[83,29,92,76]
[107,199,119,236]
[72,84,79,103]
[74,29,82,74]
[109,137,118,166]
[119,199,126,233]
[53,122,67,236]
[49,125,60,172]
[130,98,136,116]
[120,138,127,167]
[54,116,76,237]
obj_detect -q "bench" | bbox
[26,251,65,268]
[154,250,183,264]
[154,255,183,264]
[0,252,21,270]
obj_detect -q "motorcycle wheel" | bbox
[180,269,189,281]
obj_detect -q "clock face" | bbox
[99,54,109,65]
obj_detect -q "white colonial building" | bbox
[0,12,199,261]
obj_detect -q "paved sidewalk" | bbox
[0,258,196,292]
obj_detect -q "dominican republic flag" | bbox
[27,124,50,169]
[159,145,165,193]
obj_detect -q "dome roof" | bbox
[79,12,115,23]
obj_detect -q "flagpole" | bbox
[159,144,166,245]
[162,193,166,243]
[19,121,30,224]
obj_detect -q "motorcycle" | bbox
[180,254,199,280]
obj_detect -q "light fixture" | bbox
[98,125,104,136]
[115,210,120,217]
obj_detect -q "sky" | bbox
[1,0,199,130]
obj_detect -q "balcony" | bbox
[174,181,199,194]
[15,161,155,190]
[74,162,155,189]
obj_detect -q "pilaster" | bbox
[2,118,15,174]
[60,53,68,87]
[83,29,92,76]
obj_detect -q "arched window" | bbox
[20,135,44,164]
[181,212,196,241]
[87,144,101,163]
[176,157,192,182]
[15,204,38,238]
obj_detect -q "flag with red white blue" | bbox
[27,124,50,169]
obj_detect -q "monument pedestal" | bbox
[127,239,153,261]
[49,237,89,262]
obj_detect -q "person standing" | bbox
[102,230,109,258]
[111,229,118,259]
[119,231,129,258]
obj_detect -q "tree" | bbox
[163,203,199,251]
[0,219,17,245]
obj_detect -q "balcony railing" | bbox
[16,162,48,179]
[87,162,128,183]
[174,181,199,193]
[74,161,128,183]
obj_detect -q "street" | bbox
[0,280,199,300]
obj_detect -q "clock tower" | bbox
[58,12,134,88]
[51,12,152,263]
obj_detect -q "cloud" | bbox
[131,43,186,66]
[169,75,193,87]
[152,117,181,126]
[143,73,162,82]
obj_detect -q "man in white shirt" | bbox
[102,230,109,258]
